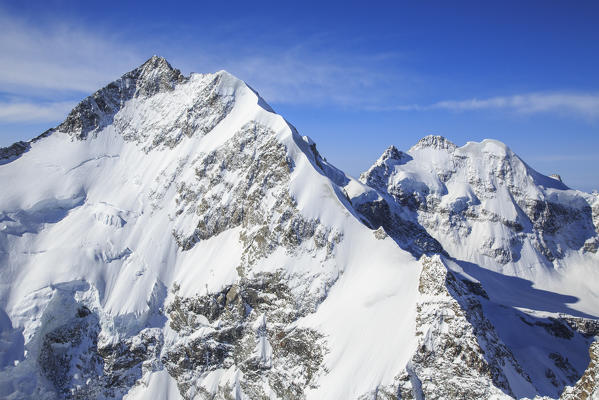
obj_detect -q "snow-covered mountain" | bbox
[0,56,597,399]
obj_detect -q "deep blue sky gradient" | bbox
[1,1,598,190]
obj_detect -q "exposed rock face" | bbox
[156,120,341,398]
[0,283,165,400]
[355,197,446,258]
[164,273,327,399]
[398,255,530,399]
[591,194,599,235]
[55,56,235,149]
[37,304,103,398]
[560,341,599,400]
[170,121,341,262]
[410,135,457,151]
[0,141,29,161]
[57,56,187,140]
[0,129,53,164]
[114,72,235,150]
[550,174,563,183]
[359,146,411,193]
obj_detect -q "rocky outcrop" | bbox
[171,121,342,265]
[57,56,187,140]
[0,127,54,164]
[410,135,457,151]
[0,284,165,400]
[0,141,29,162]
[164,273,328,399]
[397,255,531,399]
[560,341,599,400]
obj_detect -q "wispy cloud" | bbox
[0,11,143,95]
[528,154,599,162]
[173,38,410,109]
[0,8,147,128]
[0,100,75,123]
[224,52,397,107]
[2,5,597,127]
[0,8,406,123]
[389,92,599,119]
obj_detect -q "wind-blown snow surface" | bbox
[0,56,598,399]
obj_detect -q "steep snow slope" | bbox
[0,57,597,399]
[0,57,422,399]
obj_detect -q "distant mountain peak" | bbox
[411,134,457,151]
[359,145,412,192]
[374,145,411,165]
[381,145,403,160]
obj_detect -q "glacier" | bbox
[0,56,597,399]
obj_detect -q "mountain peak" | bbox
[372,145,412,168]
[143,54,170,67]
[411,135,457,151]
[381,145,403,161]
[124,55,186,97]
[56,56,188,139]
[371,144,409,164]
[359,145,412,189]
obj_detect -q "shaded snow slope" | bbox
[0,58,597,399]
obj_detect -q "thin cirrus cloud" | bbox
[0,8,399,123]
[0,12,142,95]
[0,100,76,123]
[171,34,409,109]
[222,52,398,107]
[393,92,599,119]
[2,7,598,126]
[0,9,142,125]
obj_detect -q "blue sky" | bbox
[1,1,598,191]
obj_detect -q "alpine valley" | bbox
[0,56,598,400]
